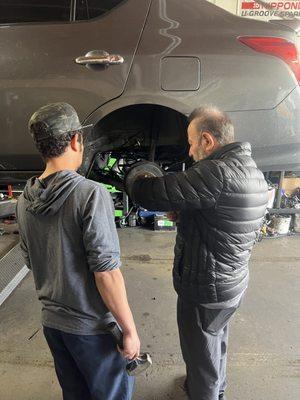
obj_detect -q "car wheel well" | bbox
[82,104,190,186]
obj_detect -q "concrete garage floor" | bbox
[0,229,299,400]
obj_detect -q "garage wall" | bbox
[215,0,238,14]
[208,1,300,21]
[207,0,238,15]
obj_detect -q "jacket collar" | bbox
[206,142,252,161]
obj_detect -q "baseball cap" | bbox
[28,102,93,142]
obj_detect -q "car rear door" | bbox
[0,0,150,172]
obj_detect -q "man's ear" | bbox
[202,131,216,151]
[70,134,80,152]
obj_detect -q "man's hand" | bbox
[167,211,180,222]
[121,330,141,360]
[94,269,140,359]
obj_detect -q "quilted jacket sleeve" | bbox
[131,160,224,211]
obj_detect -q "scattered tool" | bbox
[106,322,152,376]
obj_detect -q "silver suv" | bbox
[0,0,299,182]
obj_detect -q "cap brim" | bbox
[32,123,94,142]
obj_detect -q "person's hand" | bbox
[120,331,141,360]
[166,211,180,222]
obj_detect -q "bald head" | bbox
[188,106,234,146]
[187,106,235,162]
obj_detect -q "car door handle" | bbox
[75,50,124,66]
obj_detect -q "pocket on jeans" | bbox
[200,307,237,334]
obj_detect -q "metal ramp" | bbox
[0,243,29,306]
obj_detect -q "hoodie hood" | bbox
[23,170,85,216]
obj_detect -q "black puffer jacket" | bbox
[132,142,268,304]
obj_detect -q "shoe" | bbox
[219,395,226,400]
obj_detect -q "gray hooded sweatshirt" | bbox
[17,170,120,334]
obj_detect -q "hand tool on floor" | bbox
[106,322,152,376]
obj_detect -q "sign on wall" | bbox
[238,0,300,19]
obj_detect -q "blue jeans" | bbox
[43,326,135,400]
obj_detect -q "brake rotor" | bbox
[124,161,164,198]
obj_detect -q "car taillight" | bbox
[238,36,300,84]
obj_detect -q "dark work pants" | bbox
[177,297,239,400]
[43,326,135,400]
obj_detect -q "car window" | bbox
[0,0,71,24]
[76,0,127,21]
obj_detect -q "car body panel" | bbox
[0,0,299,179]
[125,0,298,111]
[0,0,151,171]
[86,0,299,171]
[270,19,300,34]
[80,87,300,175]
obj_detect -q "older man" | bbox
[126,106,268,400]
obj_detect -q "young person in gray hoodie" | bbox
[17,102,139,400]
